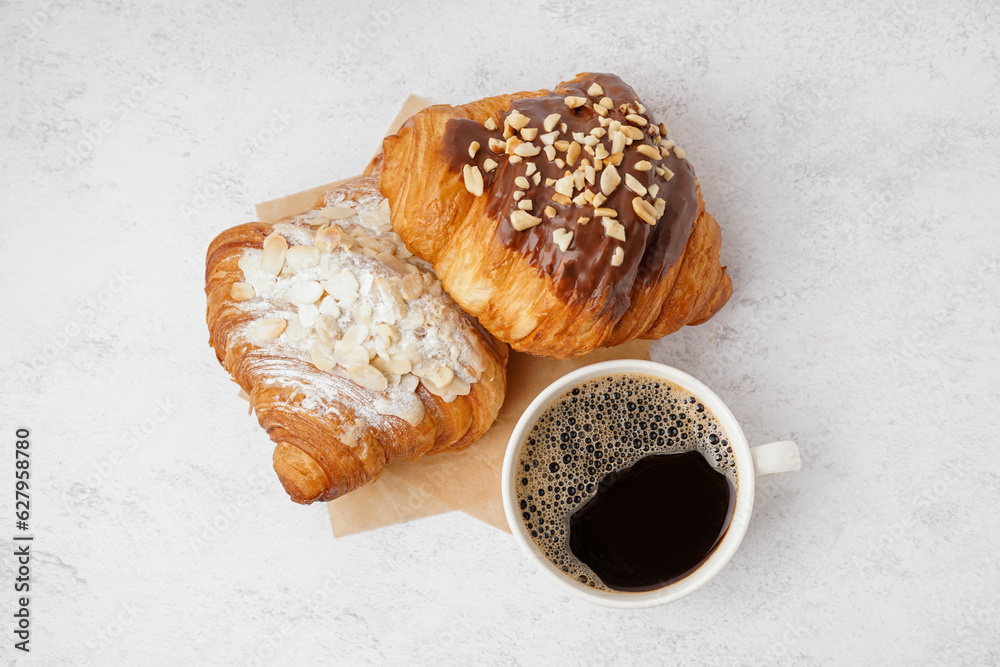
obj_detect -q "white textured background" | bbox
[1,0,998,664]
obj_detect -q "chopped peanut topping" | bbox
[553,228,574,251]
[463,164,484,196]
[510,210,542,231]
[602,218,626,241]
[632,197,657,225]
[461,81,689,272]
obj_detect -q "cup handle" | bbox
[750,440,801,476]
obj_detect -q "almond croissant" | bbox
[377,72,732,358]
[205,176,507,503]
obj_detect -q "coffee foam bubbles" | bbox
[514,373,738,593]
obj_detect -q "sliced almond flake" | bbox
[293,280,324,304]
[311,341,336,372]
[260,234,288,275]
[247,317,286,344]
[230,282,255,301]
[349,362,388,392]
[284,245,321,270]
[320,206,354,221]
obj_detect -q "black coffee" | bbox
[569,450,734,591]
[515,373,738,593]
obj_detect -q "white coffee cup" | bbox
[501,360,801,609]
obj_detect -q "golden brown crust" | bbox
[377,73,732,358]
[205,178,508,504]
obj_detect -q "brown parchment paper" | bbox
[255,95,651,536]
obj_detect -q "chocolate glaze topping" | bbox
[444,73,699,315]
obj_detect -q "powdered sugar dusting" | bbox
[231,180,492,427]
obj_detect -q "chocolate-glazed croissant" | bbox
[376,73,731,358]
[205,176,507,503]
